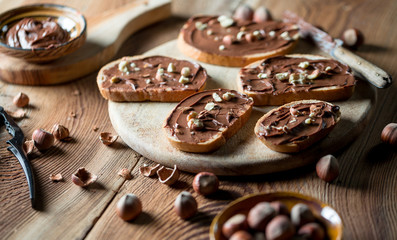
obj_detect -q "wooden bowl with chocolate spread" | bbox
[0,4,86,62]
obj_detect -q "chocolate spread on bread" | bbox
[240,56,356,94]
[100,56,207,93]
[6,18,70,49]
[181,15,299,56]
[165,89,253,144]
[257,102,340,145]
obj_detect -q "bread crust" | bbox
[237,54,356,105]
[254,100,341,153]
[164,90,253,153]
[97,56,207,102]
[177,32,297,67]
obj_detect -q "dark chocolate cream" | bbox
[100,56,207,92]
[240,56,356,94]
[6,17,70,49]
[257,102,340,145]
[181,15,299,56]
[165,89,253,144]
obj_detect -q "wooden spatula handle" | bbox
[333,46,392,88]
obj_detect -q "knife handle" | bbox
[333,46,392,88]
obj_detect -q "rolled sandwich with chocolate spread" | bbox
[97,56,208,102]
[255,100,341,153]
[238,54,357,105]
[178,15,299,67]
[164,89,254,153]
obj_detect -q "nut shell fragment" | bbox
[13,92,29,108]
[52,124,70,140]
[23,140,35,155]
[6,109,26,119]
[99,132,118,145]
[118,168,132,180]
[139,163,161,177]
[71,168,98,187]
[157,165,180,185]
[49,173,63,182]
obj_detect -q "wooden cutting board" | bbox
[0,0,171,85]
[108,39,376,175]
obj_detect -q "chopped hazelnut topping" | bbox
[145,79,151,84]
[179,76,190,84]
[236,31,246,41]
[219,45,226,51]
[257,73,268,79]
[188,119,204,130]
[222,92,236,101]
[304,118,312,125]
[195,21,208,30]
[134,67,140,72]
[325,66,332,71]
[167,63,176,73]
[181,67,190,77]
[307,69,321,80]
[205,102,216,111]
[280,31,291,40]
[269,30,276,37]
[187,111,198,121]
[207,30,213,35]
[298,61,310,69]
[275,72,289,81]
[111,76,121,83]
[218,15,234,28]
[118,60,129,72]
[212,93,223,102]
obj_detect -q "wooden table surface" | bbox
[0,0,396,239]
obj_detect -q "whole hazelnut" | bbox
[270,201,289,216]
[316,154,340,182]
[32,129,54,151]
[341,28,364,49]
[253,6,272,23]
[266,215,295,240]
[381,123,397,147]
[298,222,325,240]
[51,124,70,140]
[247,202,276,231]
[290,203,315,227]
[222,213,248,238]
[13,92,29,108]
[245,33,255,42]
[174,191,197,219]
[229,230,253,240]
[116,193,142,221]
[192,172,219,196]
[233,5,254,21]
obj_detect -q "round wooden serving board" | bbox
[108,40,376,175]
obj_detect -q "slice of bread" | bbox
[255,100,341,153]
[164,89,254,153]
[237,54,356,105]
[178,15,298,67]
[97,55,208,102]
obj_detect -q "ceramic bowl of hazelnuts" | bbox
[210,192,342,240]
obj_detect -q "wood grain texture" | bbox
[0,0,396,240]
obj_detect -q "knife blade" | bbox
[283,10,392,89]
[0,106,36,208]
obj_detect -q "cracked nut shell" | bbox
[316,154,340,182]
[13,92,29,108]
[116,193,142,221]
[139,163,161,177]
[32,128,54,151]
[71,168,98,187]
[157,165,179,185]
[174,191,197,219]
[193,172,219,196]
[51,124,70,140]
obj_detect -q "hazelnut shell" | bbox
[381,123,397,147]
[157,165,179,185]
[13,92,29,108]
[32,129,54,151]
[139,163,161,177]
[174,191,197,219]
[51,124,70,140]
[266,215,295,240]
[316,154,340,182]
[116,193,142,221]
[192,172,219,196]
[99,132,118,145]
[71,168,98,187]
